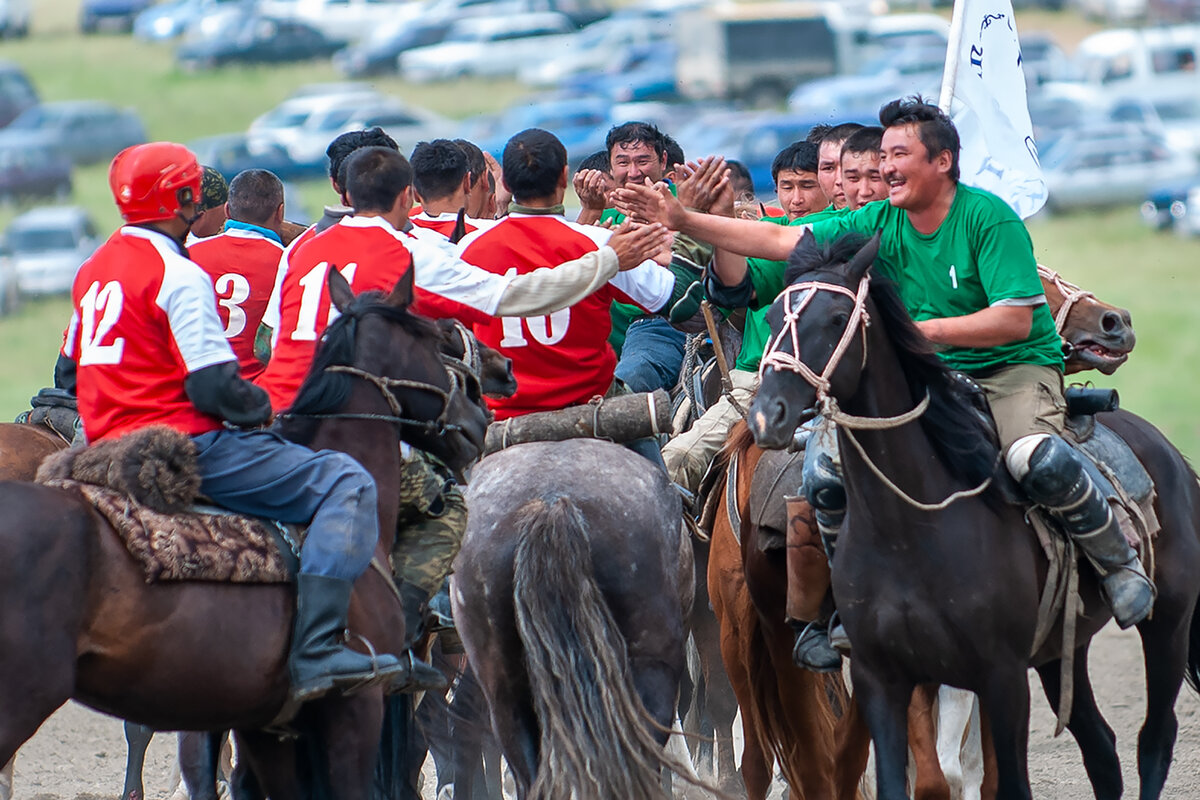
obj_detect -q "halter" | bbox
[1037,264,1092,336]
[758,275,872,402]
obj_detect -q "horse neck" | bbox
[308,383,402,553]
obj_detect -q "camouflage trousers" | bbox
[389,449,467,599]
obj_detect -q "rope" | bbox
[1037,264,1093,335]
[700,301,747,420]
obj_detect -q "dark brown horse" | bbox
[0,267,489,799]
[454,438,696,800]
[749,231,1200,800]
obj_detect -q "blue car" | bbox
[81,0,155,33]
[565,43,678,103]
[464,95,611,167]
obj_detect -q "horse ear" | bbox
[845,230,882,283]
[327,265,355,314]
[386,265,415,309]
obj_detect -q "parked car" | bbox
[176,14,343,70]
[1140,175,1195,228]
[256,0,413,45]
[566,42,679,103]
[247,90,384,158]
[0,238,18,315]
[81,0,155,32]
[517,14,673,87]
[0,0,30,37]
[1108,95,1200,159]
[187,133,304,182]
[0,101,146,166]
[333,18,453,77]
[1020,32,1072,86]
[133,0,247,40]
[464,94,611,164]
[0,61,37,129]
[283,99,454,169]
[400,13,578,82]
[3,207,99,296]
[0,143,72,202]
[787,46,945,117]
[1040,124,1194,211]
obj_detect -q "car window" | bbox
[1151,46,1196,75]
[368,113,420,127]
[8,228,79,252]
[1110,103,1145,123]
[0,73,37,107]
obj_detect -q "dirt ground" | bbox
[10,622,1200,799]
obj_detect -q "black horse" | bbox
[748,231,1200,800]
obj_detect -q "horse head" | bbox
[280,267,489,472]
[748,230,879,449]
[434,318,517,399]
[1038,265,1135,375]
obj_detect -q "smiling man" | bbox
[617,96,1154,667]
[838,126,888,211]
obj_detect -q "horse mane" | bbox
[785,234,1002,493]
[276,291,439,445]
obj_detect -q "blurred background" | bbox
[0,0,1197,457]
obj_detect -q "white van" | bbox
[1071,26,1200,101]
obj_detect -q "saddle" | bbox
[35,427,297,585]
[15,387,83,444]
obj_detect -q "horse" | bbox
[747,231,1200,800]
[453,438,697,800]
[0,266,490,799]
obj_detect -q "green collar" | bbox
[508,202,566,216]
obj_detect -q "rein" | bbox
[1037,264,1093,336]
[761,273,996,512]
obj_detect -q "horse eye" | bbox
[830,312,850,328]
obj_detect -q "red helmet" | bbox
[108,142,204,224]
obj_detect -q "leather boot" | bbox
[1017,436,1155,629]
[390,579,448,693]
[791,619,842,672]
[289,574,405,703]
[427,577,455,633]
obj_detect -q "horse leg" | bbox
[487,685,539,798]
[233,731,302,800]
[317,693,386,800]
[0,757,12,800]
[909,684,951,800]
[1035,648,1121,800]
[833,692,872,800]
[1135,606,1191,799]
[850,663,915,800]
[978,668,1033,800]
[179,731,224,800]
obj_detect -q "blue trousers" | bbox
[191,429,379,582]
[614,316,686,394]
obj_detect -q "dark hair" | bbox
[726,159,753,195]
[879,95,960,181]
[805,124,832,144]
[326,127,399,189]
[841,126,884,158]
[662,134,685,173]
[453,138,488,189]
[577,150,611,174]
[345,146,413,213]
[820,122,865,148]
[227,169,284,226]
[771,141,819,184]
[605,121,666,158]
[410,139,468,201]
[502,128,567,202]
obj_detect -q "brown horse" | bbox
[0,268,489,799]
[454,439,697,800]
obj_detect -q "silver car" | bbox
[4,206,100,296]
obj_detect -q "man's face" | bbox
[774,169,825,221]
[880,124,950,211]
[610,141,666,188]
[817,139,845,209]
[840,150,888,211]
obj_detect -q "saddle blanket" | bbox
[48,478,294,585]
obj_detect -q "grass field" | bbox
[0,1,1198,460]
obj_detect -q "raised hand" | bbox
[613,181,686,230]
[676,156,730,214]
[573,168,614,212]
[608,222,674,271]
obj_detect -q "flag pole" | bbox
[938,0,968,112]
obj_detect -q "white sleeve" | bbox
[407,234,513,315]
[609,259,675,312]
[156,256,237,373]
[61,310,80,358]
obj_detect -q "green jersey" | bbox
[808,184,1061,374]
[732,208,842,373]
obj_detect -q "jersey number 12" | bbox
[79,280,126,366]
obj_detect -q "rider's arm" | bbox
[185,361,272,427]
[54,353,77,394]
[916,306,1034,348]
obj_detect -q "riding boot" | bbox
[289,574,406,704]
[1010,435,1155,629]
[390,579,448,693]
[427,576,455,632]
[790,618,842,672]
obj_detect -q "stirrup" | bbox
[792,620,842,673]
[828,611,851,655]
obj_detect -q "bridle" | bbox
[280,310,482,437]
[1037,264,1092,337]
[758,274,873,404]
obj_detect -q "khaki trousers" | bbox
[972,363,1067,452]
[663,368,759,493]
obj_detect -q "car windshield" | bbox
[8,227,78,252]
[1154,99,1200,122]
[7,107,70,130]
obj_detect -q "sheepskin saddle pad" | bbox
[36,426,296,584]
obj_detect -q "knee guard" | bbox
[801,424,845,516]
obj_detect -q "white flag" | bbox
[940,0,1047,219]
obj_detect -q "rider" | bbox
[617,96,1155,666]
[408,139,498,241]
[188,168,287,382]
[58,142,408,704]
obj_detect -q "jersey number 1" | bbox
[79,280,126,366]
[291,262,358,341]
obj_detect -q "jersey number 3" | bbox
[79,280,126,366]
[215,273,252,337]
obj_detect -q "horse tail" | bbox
[512,495,677,800]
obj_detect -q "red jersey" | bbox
[457,212,673,420]
[62,227,237,442]
[256,215,512,411]
[187,227,284,381]
[410,210,496,241]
